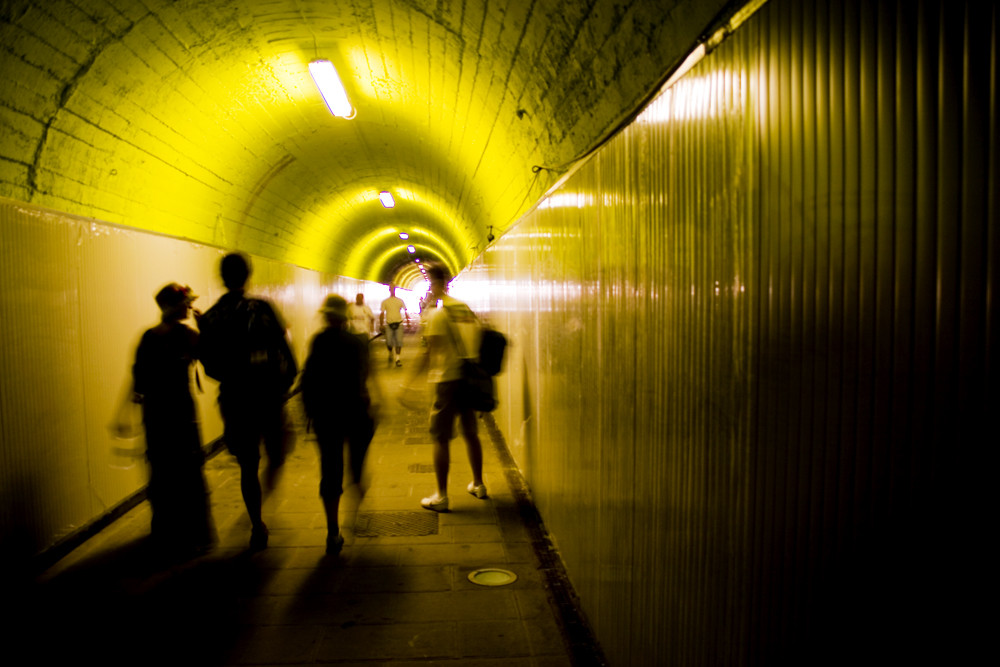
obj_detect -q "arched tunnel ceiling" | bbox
[1,0,729,288]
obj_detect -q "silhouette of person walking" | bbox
[411,264,488,512]
[198,253,297,550]
[301,295,376,555]
[132,283,214,556]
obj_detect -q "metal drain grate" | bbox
[354,511,439,537]
[407,463,436,473]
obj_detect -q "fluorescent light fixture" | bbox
[414,258,421,262]
[407,245,416,253]
[399,232,409,240]
[379,191,395,208]
[308,59,354,118]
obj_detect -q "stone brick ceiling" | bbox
[0,0,727,286]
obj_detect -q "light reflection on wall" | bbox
[537,192,594,210]
[638,70,745,124]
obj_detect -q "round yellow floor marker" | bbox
[468,568,518,586]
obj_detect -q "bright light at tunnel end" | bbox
[308,59,354,118]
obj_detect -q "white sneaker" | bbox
[467,482,488,499]
[421,493,449,512]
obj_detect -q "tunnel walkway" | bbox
[20,334,592,666]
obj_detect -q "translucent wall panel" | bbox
[471,0,996,664]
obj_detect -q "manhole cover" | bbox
[468,568,518,586]
[407,463,436,473]
[354,511,439,537]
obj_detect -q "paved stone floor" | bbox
[21,337,581,666]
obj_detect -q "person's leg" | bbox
[423,382,457,510]
[179,423,214,550]
[386,325,400,365]
[459,408,484,489]
[316,423,346,554]
[432,434,450,496]
[237,454,269,549]
[338,412,373,536]
[261,400,289,495]
[222,400,268,547]
[346,411,374,494]
[238,457,264,525]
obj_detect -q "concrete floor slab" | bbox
[25,336,595,665]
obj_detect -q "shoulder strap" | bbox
[442,303,480,359]
[442,307,466,357]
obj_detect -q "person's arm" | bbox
[364,341,385,412]
[132,334,148,401]
[399,328,438,405]
[264,300,299,392]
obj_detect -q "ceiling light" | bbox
[379,191,395,208]
[407,245,416,253]
[414,258,421,262]
[399,232,409,239]
[308,59,354,118]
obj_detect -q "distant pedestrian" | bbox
[380,285,409,367]
[411,264,487,512]
[301,295,376,555]
[132,283,214,556]
[347,293,375,344]
[198,253,297,550]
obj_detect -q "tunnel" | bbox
[1,0,996,665]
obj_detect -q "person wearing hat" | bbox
[300,294,378,555]
[131,282,214,556]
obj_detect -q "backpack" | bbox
[478,327,507,377]
[199,296,297,393]
[442,308,507,412]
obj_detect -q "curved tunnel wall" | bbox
[465,0,996,664]
[0,0,730,286]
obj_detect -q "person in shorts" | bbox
[411,264,487,512]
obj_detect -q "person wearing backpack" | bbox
[410,263,488,512]
[197,252,297,550]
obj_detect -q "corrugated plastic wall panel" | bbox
[0,198,376,564]
[473,0,996,664]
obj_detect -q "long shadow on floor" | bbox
[20,538,278,666]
